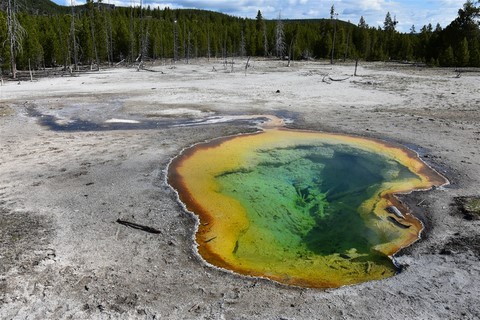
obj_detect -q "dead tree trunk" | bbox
[88,1,99,70]
[330,7,338,65]
[263,26,268,58]
[343,29,350,62]
[331,16,338,65]
[104,4,114,66]
[183,22,187,61]
[275,12,285,59]
[207,28,211,61]
[287,35,296,67]
[245,56,251,76]
[129,5,135,63]
[6,0,25,79]
[223,30,228,69]
[28,59,33,81]
[173,20,178,62]
[7,0,17,79]
[186,31,191,64]
[70,1,79,71]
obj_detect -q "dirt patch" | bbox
[0,105,15,117]
[440,234,480,258]
[385,107,480,123]
[0,208,54,275]
[453,196,480,220]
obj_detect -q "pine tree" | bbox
[354,16,369,59]
[383,12,397,32]
[439,46,455,66]
[456,37,470,66]
[18,16,43,70]
[468,38,480,66]
[383,12,398,59]
[239,30,246,57]
[1,1,479,70]
[358,16,368,28]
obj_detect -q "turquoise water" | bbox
[216,144,420,263]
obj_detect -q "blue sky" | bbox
[54,0,469,32]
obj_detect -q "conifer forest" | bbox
[1,0,480,78]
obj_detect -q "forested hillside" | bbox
[1,0,479,78]
[10,0,69,15]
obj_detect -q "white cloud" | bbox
[342,0,387,12]
[57,0,468,32]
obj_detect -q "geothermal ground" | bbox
[1,60,479,319]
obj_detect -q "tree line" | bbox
[1,0,479,78]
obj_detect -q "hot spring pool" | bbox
[168,128,447,288]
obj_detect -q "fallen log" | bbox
[115,59,126,66]
[116,219,161,234]
[328,75,351,82]
[322,74,331,84]
[387,216,411,229]
[141,68,165,74]
[386,205,406,219]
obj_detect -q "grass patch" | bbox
[0,105,15,117]
[454,196,480,220]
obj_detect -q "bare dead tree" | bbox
[6,0,26,79]
[86,0,99,70]
[263,22,268,57]
[173,20,178,62]
[1,57,4,85]
[244,56,251,76]
[139,26,149,69]
[28,58,33,81]
[138,0,150,69]
[137,19,150,68]
[186,30,191,64]
[129,0,135,63]
[70,0,79,71]
[287,34,296,67]
[183,22,187,61]
[343,28,351,62]
[223,30,227,69]
[206,27,211,61]
[105,0,114,66]
[330,5,338,65]
[275,12,286,59]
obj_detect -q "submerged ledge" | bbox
[168,118,448,288]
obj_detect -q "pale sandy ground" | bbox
[1,59,480,319]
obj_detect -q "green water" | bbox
[216,144,420,264]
